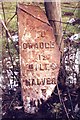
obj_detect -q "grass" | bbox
[61,2,80,37]
[1,2,80,119]
[1,2,79,57]
[0,2,79,34]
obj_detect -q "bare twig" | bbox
[56,82,70,120]
[0,19,19,54]
[6,13,17,26]
[59,3,78,54]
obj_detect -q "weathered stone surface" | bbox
[17,4,60,113]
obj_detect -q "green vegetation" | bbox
[0,2,79,36]
[61,2,80,34]
[1,2,80,120]
[1,2,17,32]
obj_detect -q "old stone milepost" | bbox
[17,4,60,113]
